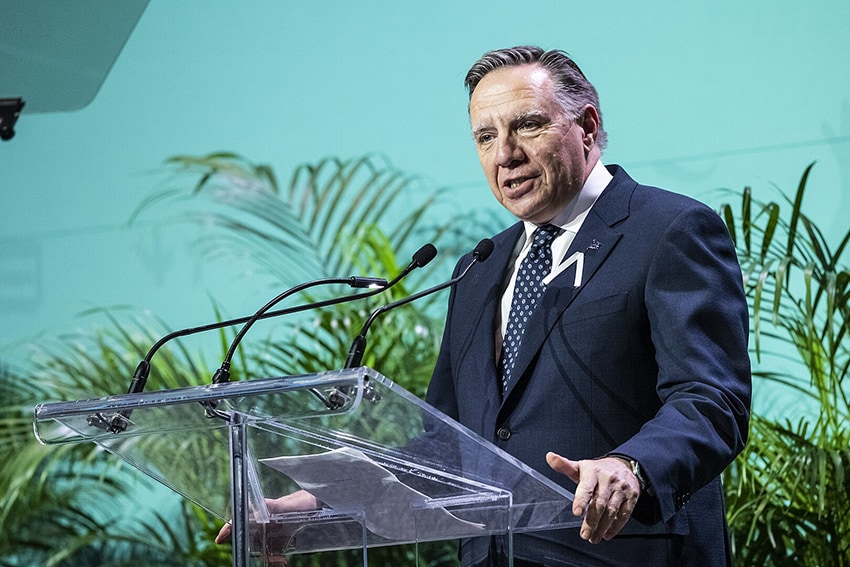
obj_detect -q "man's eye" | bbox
[519,121,539,130]
[477,133,494,144]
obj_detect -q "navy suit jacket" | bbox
[426,165,751,566]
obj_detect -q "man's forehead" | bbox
[473,64,551,97]
[469,65,556,123]
[480,63,551,86]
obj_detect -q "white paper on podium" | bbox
[261,447,485,540]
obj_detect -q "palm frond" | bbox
[137,153,489,290]
[721,162,850,566]
[6,153,488,565]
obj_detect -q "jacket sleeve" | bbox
[613,205,751,523]
[424,256,466,421]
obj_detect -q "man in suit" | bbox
[426,46,751,566]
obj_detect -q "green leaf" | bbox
[761,202,780,263]
[742,186,752,254]
[785,161,815,259]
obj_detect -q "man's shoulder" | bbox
[607,164,716,218]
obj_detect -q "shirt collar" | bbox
[522,159,613,239]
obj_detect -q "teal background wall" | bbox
[2,1,849,417]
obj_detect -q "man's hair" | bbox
[465,45,607,150]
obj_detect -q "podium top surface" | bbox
[34,367,579,552]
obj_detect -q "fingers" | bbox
[216,520,288,565]
[266,490,318,513]
[214,520,232,544]
[217,491,318,546]
[549,455,641,544]
[582,475,632,543]
[602,499,633,541]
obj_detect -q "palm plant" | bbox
[3,153,494,565]
[1,313,233,566]
[719,162,850,565]
[137,153,492,388]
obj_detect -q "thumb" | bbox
[546,452,580,483]
[214,521,232,544]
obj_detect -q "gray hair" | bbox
[465,45,607,150]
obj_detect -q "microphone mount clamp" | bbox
[0,98,25,141]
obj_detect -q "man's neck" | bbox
[539,160,611,231]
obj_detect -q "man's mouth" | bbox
[503,175,536,195]
[508,179,525,189]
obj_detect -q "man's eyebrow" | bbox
[512,110,548,124]
[471,110,549,135]
[471,123,493,138]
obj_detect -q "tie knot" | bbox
[532,224,560,248]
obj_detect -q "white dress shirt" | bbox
[496,160,613,356]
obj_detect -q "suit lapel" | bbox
[458,224,523,411]
[501,167,634,403]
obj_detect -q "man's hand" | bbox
[546,452,640,544]
[214,490,318,544]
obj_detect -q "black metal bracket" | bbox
[0,98,25,141]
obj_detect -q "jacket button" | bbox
[497,427,512,440]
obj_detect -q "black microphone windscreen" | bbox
[473,239,495,262]
[413,243,438,267]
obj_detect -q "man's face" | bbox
[469,64,594,224]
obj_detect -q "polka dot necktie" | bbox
[500,224,561,394]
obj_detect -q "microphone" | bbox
[211,243,439,384]
[343,239,494,370]
[86,244,438,433]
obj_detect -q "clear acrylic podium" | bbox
[34,367,579,566]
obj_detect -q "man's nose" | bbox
[495,136,526,168]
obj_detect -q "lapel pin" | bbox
[543,251,584,287]
[587,239,601,251]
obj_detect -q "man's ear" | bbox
[579,105,600,151]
